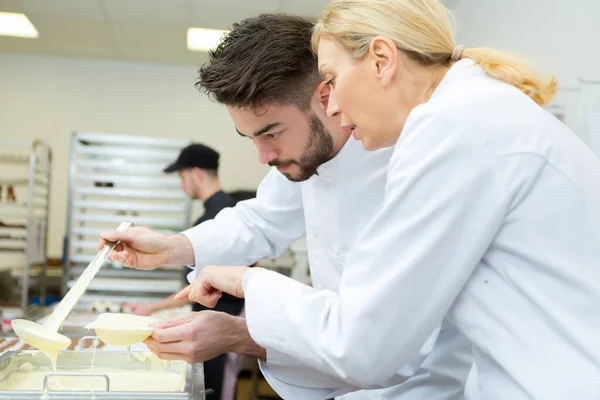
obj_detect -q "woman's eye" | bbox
[326,78,335,87]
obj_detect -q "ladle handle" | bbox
[95,221,134,260]
[45,221,133,333]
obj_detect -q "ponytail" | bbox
[463,47,557,106]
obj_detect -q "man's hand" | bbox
[144,311,266,363]
[97,226,194,269]
[174,266,251,308]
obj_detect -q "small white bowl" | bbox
[84,313,160,346]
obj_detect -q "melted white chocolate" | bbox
[10,320,71,371]
[0,369,185,392]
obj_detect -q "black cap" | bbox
[164,143,220,173]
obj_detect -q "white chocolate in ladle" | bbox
[12,221,133,370]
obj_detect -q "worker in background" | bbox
[100,14,472,400]
[122,142,252,400]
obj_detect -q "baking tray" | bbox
[0,350,205,399]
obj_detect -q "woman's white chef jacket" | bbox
[240,59,600,400]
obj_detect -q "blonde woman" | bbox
[178,0,600,398]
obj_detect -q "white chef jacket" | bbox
[241,59,600,400]
[183,136,472,398]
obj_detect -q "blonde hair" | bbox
[312,0,557,106]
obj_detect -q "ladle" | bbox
[12,221,133,369]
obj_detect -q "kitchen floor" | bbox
[236,378,281,400]
[235,357,281,400]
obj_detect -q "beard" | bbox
[269,114,334,182]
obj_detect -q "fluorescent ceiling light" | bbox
[187,27,228,52]
[0,12,38,39]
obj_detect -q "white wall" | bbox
[451,0,600,88]
[0,53,269,259]
[451,0,600,148]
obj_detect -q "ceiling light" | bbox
[187,28,228,52]
[0,12,38,39]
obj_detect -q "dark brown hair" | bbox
[196,14,320,110]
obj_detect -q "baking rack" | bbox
[62,132,192,310]
[0,139,52,311]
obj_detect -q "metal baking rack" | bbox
[62,132,192,310]
[0,139,52,311]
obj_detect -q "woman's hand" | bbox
[175,266,251,308]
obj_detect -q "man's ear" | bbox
[192,167,205,183]
[315,80,331,113]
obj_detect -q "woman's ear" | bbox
[368,35,398,87]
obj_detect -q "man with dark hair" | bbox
[123,143,247,400]
[102,14,472,400]
[198,14,333,183]
[198,14,319,111]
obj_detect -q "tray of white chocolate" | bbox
[0,350,205,399]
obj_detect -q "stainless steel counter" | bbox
[0,350,205,399]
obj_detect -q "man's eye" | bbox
[266,132,280,139]
[325,78,335,87]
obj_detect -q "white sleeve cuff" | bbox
[257,349,356,399]
[242,268,288,350]
[186,266,202,283]
[181,227,208,269]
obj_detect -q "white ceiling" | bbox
[0,0,329,65]
[0,0,461,66]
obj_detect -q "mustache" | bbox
[268,159,298,167]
